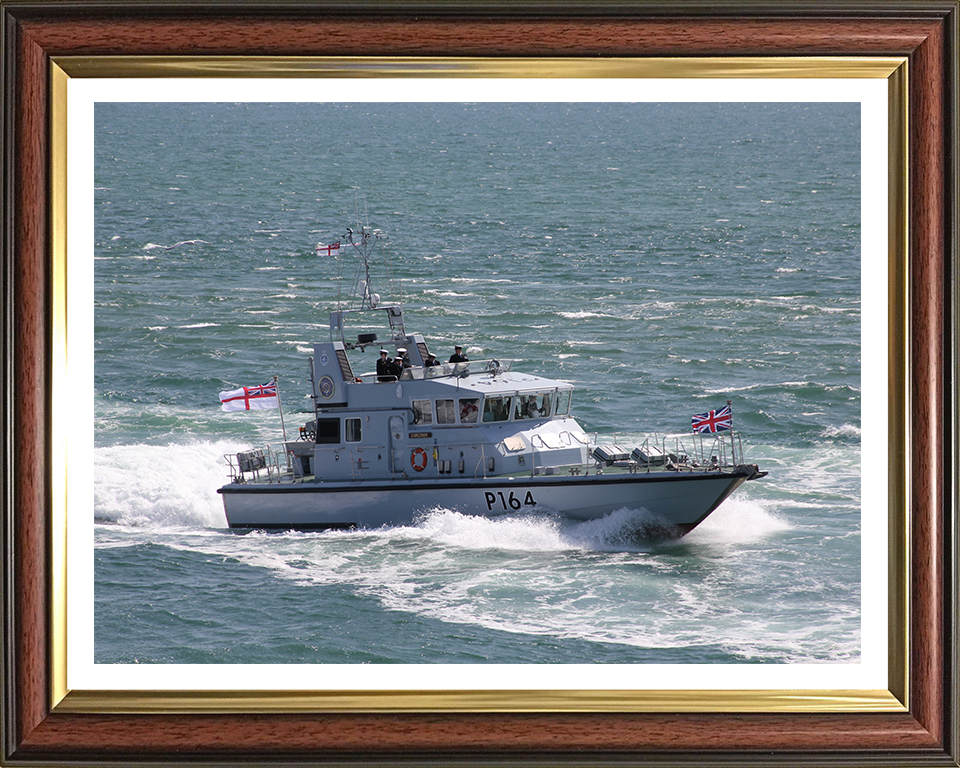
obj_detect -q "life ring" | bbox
[410,447,428,472]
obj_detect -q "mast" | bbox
[327,216,404,346]
[345,225,385,311]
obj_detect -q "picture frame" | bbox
[58,65,895,700]
[2,2,957,765]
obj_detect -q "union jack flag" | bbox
[219,381,279,412]
[315,241,341,258]
[692,404,732,433]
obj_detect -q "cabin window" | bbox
[436,399,456,424]
[482,395,512,423]
[515,392,551,420]
[412,399,433,425]
[316,418,340,444]
[345,418,362,443]
[459,398,480,424]
[539,393,552,417]
[555,389,571,415]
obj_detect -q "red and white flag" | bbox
[219,381,279,412]
[315,241,341,258]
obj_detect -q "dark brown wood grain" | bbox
[11,16,50,751]
[911,14,951,750]
[13,712,944,754]
[12,16,942,56]
[2,3,956,765]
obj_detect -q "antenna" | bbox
[345,222,387,311]
[321,197,400,346]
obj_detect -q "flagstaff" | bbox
[273,375,288,443]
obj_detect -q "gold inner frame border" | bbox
[49,55,909,715]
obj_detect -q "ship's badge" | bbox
[318,375,336,399]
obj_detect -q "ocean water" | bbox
[93,101,861,665]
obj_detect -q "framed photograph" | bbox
[70,75,889,697]
[3,2,957,765]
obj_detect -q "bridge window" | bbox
[482,395,512,423]
[555,389,572,415]
[459,398,480,423]
[436,399,456,424]
[515,392,552,420]
[539,393,552,417]
[412,399,433,425]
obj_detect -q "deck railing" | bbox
[360,358,516,382]
[592,430,746,472]
[225,445,301,484]
[226,429,749,486]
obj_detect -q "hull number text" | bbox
[484,490,537,512]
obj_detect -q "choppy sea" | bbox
[93,101,862,665]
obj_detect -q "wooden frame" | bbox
[2,2,957,765]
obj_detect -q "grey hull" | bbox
[218,469,752,535]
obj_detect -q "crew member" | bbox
[388,350,405,379]
[376,350,395,382]
[449,345,469,363]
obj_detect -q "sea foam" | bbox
[95,440,242,529]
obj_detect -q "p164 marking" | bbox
[484,490,537,512]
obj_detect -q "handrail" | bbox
[593,431,746,472]
[359,358,517,382]
[225,444,302,484]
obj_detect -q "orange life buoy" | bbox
[410,447,428,472]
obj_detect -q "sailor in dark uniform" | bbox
[393,347,411,378]
[424,352,441,367]
[448,345,469,363]
[376,349,395,381]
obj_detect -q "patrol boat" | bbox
[218,226,766,536]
